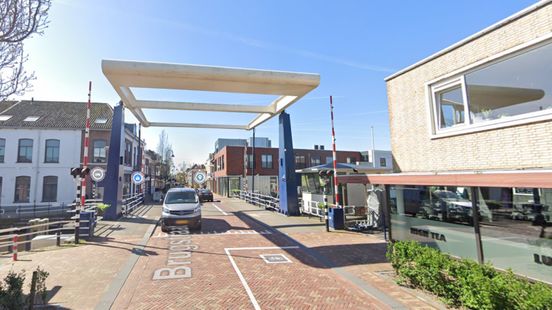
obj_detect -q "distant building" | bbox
[361,150,393,169]
[211,144,372,197]
[248,137,271,148]
[214,138,247,153]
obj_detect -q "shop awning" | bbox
[337,170,552,188]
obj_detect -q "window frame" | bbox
[14,176,31,203]
[0,138,5,163]
[42,176,58,202]
[93,139,107,163]
[261,154,273,169]
[427,35,552,139]
[44,139,60,163]
[17,139,33,163]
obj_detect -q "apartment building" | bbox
[0,100,112,207]
[212,144,366,197]
[379,1,552,284]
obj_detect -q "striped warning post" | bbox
[329,95,340,208]
[80,81,92,207]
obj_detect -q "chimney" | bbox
[314,145,319,150]
[320,145,325,150]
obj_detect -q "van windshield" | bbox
[165,191,197,204]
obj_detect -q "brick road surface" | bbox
[0,204,160,309]
[111,197,446,310]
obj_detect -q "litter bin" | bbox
[329,207,345,230]
[79,211,96,238]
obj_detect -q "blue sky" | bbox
[16,0,536,166]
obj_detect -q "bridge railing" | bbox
[235,191,279,211]
[0,204,73,222]
[122,193,144,215]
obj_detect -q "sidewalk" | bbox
[0,204,160,309]
[221,197,447,310]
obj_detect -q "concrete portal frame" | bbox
[101,60,320,130]
[101,60,320,219]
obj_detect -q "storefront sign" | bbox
[410,227,447,242]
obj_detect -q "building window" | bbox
[93,140,107,163]
[310,156,321,166]
[0,138,4,163]
[326,156,333,164]
[124,140,132,166]
[44,139,60,163]
[380,158,387,167]
[17,139,33,163]
[261,154,273,169]
[221,155,224,170]
[295,155,306,168]
[14,176,30,202]
[430,40,552,135]
[247,154,254,169]
[42,176,58,202]
[347,157,356,164]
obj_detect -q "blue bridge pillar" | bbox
[103,102,125,220]
[278,111,299,216]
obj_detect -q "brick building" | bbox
[212,145,365,197]
[373,1,552,284]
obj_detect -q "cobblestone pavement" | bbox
[111,197,446,310]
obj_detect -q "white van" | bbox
[161,187,202,232]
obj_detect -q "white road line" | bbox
[225,246,300,310]
[211,203,228,215]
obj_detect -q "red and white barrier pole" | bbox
[12,235,18,261]
[81,81,92,207]
[329,96,340,208]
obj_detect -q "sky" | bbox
[15,0,537,167]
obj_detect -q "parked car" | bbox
[161,187,201,232]
[198,189,214,202]
[418,190,476,224]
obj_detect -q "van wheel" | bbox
[161,224,168,233]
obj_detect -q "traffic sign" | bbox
[194,172,206,184]
[90,167,106,182]
[132,171,145,185]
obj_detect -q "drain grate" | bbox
[260,254,292,264]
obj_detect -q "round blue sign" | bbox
[132,172,145,184]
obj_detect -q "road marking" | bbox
[211,203,228,215]
[225,246,299,310]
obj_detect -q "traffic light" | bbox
[70,167,91,178]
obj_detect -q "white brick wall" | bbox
[386,4,552,172]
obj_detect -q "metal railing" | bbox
[0,217,94,260]
[123,193,144,215]
[235,191,279,211]
[301,200,326,218]
[0,204,73,221]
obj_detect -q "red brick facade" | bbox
[213,146,363,178]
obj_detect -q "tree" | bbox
[156,130,174,183]
[0,0,51,101]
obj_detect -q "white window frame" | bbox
[427,34,552,139]
[430,76,469,133]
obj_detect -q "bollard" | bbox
[324,195,330,232]
[12,235,18,261]
[56,230,61,246]
[74,207,80,244]
[28,270,38,310]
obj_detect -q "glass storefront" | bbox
[389,185,480,261]
[388,185,552,284]
[477,187,552,284]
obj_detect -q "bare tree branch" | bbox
[0,0,51,101]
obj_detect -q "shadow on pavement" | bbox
[232,211,388,269]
